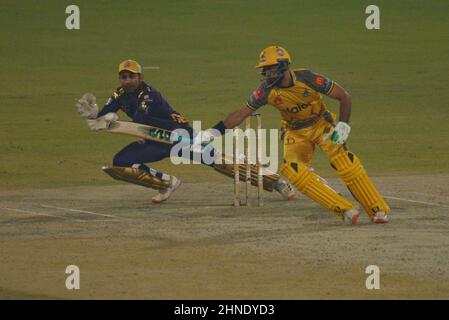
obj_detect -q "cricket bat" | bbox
[105,121,211,146]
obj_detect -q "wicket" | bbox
[233,111,263,207]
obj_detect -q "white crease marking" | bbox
[385,196,449,208]
[0,206,85,222]
[40,204,125,220]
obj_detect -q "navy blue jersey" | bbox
[98,82,189,131]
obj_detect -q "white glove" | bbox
[192,129,216,146]
[76,93,99,119]
[86,112,119,131]
[323,121,351,145]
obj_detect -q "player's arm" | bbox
[323,82,352,145]
[296,69,351,123]
[326,82,352,124]
[192,104,253,146]
[96,92,121,118]
[193,85,269,145]
[221,84,268,129]
[299,70,352,124]
[295,69,352,145]
[222,104,255,128]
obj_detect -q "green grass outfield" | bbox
[0,0,448,189]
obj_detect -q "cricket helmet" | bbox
[255,46,291,69]
[118,59,142,74]
[256,46,291,87]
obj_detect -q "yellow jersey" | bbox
[247,69,335,127]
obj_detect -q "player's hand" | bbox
[192,129,216,146]
[86,112,119,131]
[76,93,99,119]
[323,121,351,145]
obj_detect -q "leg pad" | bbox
[330,152,390,218]
[102,166,170,190]
[279,163,355,218]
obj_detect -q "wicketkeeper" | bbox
[196,46,390,224]
[76,59,295,204]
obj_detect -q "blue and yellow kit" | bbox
[97,82,206,179]
[98,81,190,132]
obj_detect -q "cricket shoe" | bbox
[274,179,296,200]
[372,211,388,224]
[343,207,360,225]
[152,176,181,204]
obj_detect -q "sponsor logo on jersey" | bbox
[141,101,149,110]
[315,76,325,86]
[273,96,283,105]
[253,88,264,100]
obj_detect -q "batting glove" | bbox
[323,121,351,145]
[192,129,218,146]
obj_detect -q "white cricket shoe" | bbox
[274,179,296,200]
[372,211,388,224]
[152,176,181,204]
[343,207,360,225]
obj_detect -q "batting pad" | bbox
[280,163,355,218]
[102,166,170,190]
[330,152,391,218]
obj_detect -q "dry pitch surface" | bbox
[1,174,449,299]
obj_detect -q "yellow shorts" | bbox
[283,113,345,166]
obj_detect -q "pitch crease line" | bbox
[40,204,125,219]
[384,196,449,208]
[0,206,84,222]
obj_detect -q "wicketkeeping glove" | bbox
[86,112,119,131]
[76,93,99,119]
[323,121,351,145]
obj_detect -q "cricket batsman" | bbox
[76,59,295,204]
[196,46,390,224]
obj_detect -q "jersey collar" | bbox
[276,70,295,88]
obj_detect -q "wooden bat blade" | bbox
[106,121,175,145]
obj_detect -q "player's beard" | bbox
[123,83,140,93]
[265,73,284,88]
[262,65,287,88]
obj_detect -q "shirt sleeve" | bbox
[294,70,334,95]
[97,92,121,118]
[247,82,271,110]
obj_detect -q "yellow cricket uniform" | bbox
[246,69,390,218]
[247,68,341,166]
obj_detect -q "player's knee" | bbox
[330,150,356,171]
[113,153,132,167]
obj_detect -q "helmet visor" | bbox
[260,63,288,87]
